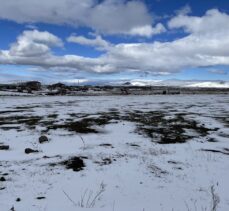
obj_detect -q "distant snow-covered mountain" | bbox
[185,81,229,88]
[117,79,229,88]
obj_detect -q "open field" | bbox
[0,95,229,211]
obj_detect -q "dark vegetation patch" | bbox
[0,107,218,145]
[0,115,43,130]
[215,116,229,127]
[201,148,229,155]
[149,164,168,177]
[15,105,40,110]
[207,138,218,142]
[99,143,114,148]
[43,155,62,159]
[0,144,9,150]
[122,111,218,144]
[0,126,21,131]
[126,143,140,147]
[46,120,98,133]
[47,114,58,119]
[95,158,112,166]
[0,110,118,134]
[50,156,86,172]
[0,113,58,131]
[61,157,85,171]
[0,110,28,114]
[68,113,90,118]
[168,160,183,170]
[174,167,183,170]
[108,108,119,112]
[45,115,114,134]
[36,197,46,200]
[168,160,179,164]
[218,132,229,138]
[185,105,195,109]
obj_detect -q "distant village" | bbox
[0,81,229,96]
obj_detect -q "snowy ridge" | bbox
[119,79,229,88]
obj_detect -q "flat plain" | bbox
[0,95,229,211]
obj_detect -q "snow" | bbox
[0,91,32,96]
[186,81,229,88]
[114,79,229,88]
[0,95,229,211]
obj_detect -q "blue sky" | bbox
[0,0,229,84]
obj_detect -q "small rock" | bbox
[36,196,46,200]
[0,177,6,182]
[16,198,21,202]
[39,135,48,143]
[24,148,39,154]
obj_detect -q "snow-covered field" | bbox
[0,95,229,211]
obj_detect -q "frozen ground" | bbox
[0,95,229,211]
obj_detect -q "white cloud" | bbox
[0,0,164,37]
[175,5,192,16]
[128,23,166,37]
[9,30,63,57]
[1,9,229,76]
[168,9,229,35]
[67,34,110,50]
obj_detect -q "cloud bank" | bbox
[0,0,163,37]
[0,9,229,76]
